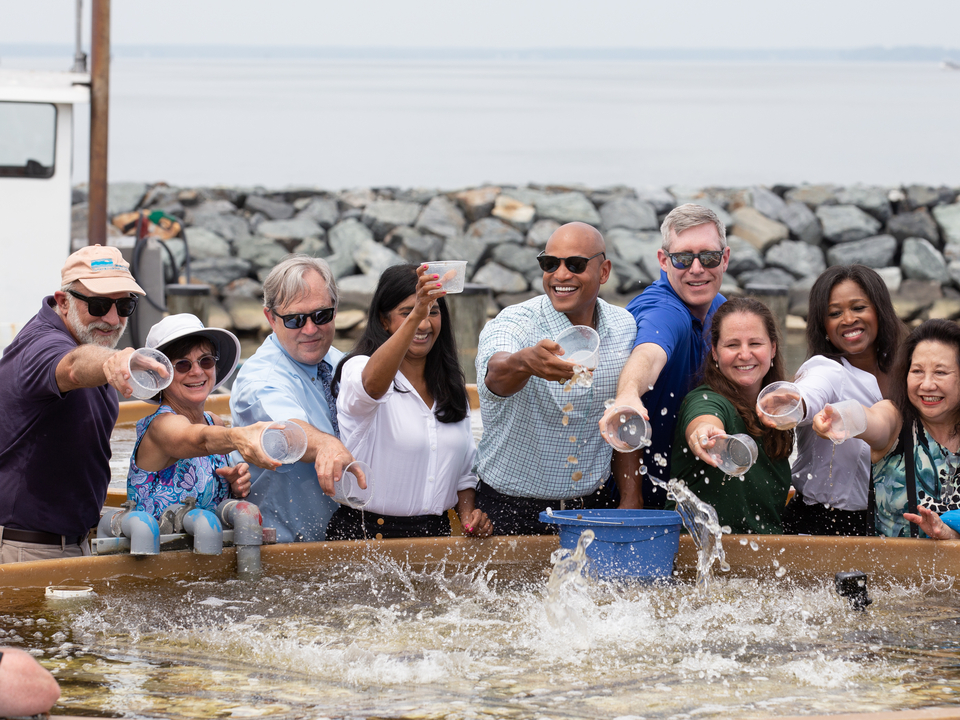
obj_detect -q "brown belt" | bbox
[1,528,85,546]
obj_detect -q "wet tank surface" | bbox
[4,547,960,720]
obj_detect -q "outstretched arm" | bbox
[812,399,901,463]
[682,414,727,466]
[598,343,667,432]
[56,344,139,397]
[483,340,576,397]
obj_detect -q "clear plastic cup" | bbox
[260,420,308,464]
[825,399,868,444]
[555,325,600,369]
[424,261,467,294]
[601,406,652,452]
[128,347,174,400]
[334,460,373,509]
[707,433,759,476]
[757,381,804,430]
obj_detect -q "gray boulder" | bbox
[244,195,295,220]
[526,219,560,248]
[338,188,375,209]
[337,273,380,309]
[781,200,822,245]
[816,205,882,244]
[730,207,789,251]
[944,241,960,263]
[492,243,541,276]
[108,182,148,217]
[906,184,956,209]
[726,235,764,277]
[887,208,941,246]
[324,252,358,280]
[415,195,466,239]
[295,236,331,259]
[788,275,817,319]
[234,236,289,271]
[257,218,324,247]
[184,227,232,260]
[764,241,825,279]
[875,266,904,294]
[825,234,898,268]
[609,255,648,292]
[384,226,444,266]
[835,185,892,222]
[606,228,661,280]
[185,200,237,223]
[223,296,272,333]
[635,187,676,215]
[749,186,788,222]
[328,218,374,257]
[901,238,950,284]
[295,197,340,229]
[736,267,796,289]
[534,192,602,226]
[933,203,960,246]
[191,212,252,245]
[221,277,264,300]
[362,200,422,241]
[472,262,529,294]
[599,197,659,231]
[500,187,550,207]
[353,238,406,276]
[785,184,837,208]
[189,257,253,288]
[466,217,525,248]
[441,234,487,279]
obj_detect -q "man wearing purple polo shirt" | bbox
[0,245,146,564]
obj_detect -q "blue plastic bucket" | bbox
[539,509,683,580]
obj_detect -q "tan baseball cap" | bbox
[61,245,145,295]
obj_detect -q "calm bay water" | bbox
[8,56,960,188]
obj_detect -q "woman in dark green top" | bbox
[670,298,794,534]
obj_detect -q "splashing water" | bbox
[544,529,595,630]
[565,364,594,389]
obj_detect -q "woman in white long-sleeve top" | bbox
[329,264,492,540]
[763,265,906,535]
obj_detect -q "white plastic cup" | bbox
[757,381,804,430]
[825,400,868,444]
[128,347,174,400]
[424,261,467,294]
[601,406,652,452]
[260,420,308,464]
[707,433,759,476]
[554,325,600,369]
[334,461,373,509]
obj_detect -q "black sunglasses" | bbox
[667,250,724,269]
[173,354,218,374]
[68,290,138,318]
[536,251,606,274]
[273,307,336,329]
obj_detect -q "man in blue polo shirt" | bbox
[601,204,729,508]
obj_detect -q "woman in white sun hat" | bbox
[126,314,279,520]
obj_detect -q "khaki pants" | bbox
[0,533,91,564]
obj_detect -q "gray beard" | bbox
[66,297,125,348]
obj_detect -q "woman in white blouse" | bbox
[330,264,492,540]
[761,264,906,535]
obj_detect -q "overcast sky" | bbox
[2,0,960,49]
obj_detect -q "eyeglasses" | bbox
[67,290,138,318]
[273,307,336,329]
[173,354,218,374]
[667,250,725,269]
[536,251,606,274]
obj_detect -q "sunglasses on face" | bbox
[173,354,218,374]
[68,289,138,318]
[273,307,336,329]
[667,250,724,269]
[536,251,606,274]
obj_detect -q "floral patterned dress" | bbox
[873,420,960,537]
[127,405,230,520]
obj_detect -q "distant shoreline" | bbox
[4,43,960,63]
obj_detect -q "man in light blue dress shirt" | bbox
[231,256,354,542]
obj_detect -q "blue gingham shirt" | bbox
[475,295,636,499]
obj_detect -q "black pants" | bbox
[474,477,617,536]
[325,505,451,540]
[781,493,873,536]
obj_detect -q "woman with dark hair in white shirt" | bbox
[330,264,492,540]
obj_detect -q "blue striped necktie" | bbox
[317,360,340,439]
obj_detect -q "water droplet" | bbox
[660,407,668,416]
[739,538,748,545]
[704,478,710,484]
[639,465,648,475]
[721,525,731,534]
[628,425,637,435]
[571,471,583,482]
[772,560,779,568]
[619,414,627,423]
[775,566,787,578]
[703,394,709,400]
[569,435,577,442]
[807,473,813,480]
[561,415,569,426]
[720,561,731,572]
[604,398,615,409]
[755,514,760,521]
[567,456,578,464]
[749,540,759,551]
[562,403,574,413]
[648,384,654,391]
[669,393,674,398]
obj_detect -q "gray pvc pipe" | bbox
[182,509,223,555]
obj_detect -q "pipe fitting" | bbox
[120,511,160,556]
[182,509,223,555]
